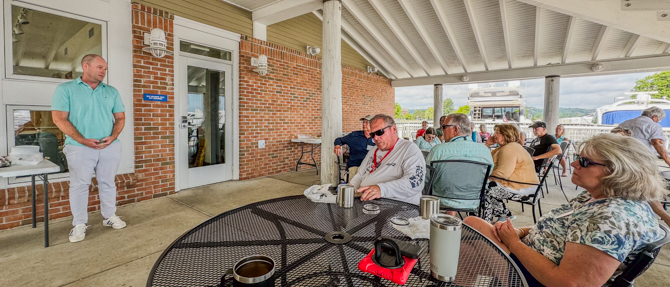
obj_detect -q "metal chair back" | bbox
[429,159,492,215]
[610,225,670,287]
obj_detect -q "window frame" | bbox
[3,0,108,83]
[5,105,70,185]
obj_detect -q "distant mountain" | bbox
[525,107,594,121]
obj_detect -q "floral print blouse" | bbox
[522,191,663,265]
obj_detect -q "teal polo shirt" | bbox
[51,77,125,146]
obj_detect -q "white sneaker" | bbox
[69,224,88,243]
[102,216,127,229]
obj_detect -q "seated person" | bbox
[415,121,428,138]
[415,127,441,151]
[465,133,665,286]
[528,121,562,172]
[351,114,425,205]
[470,123,482,143]
[426,113,494,216]
[482,124,539,222]
[334,115,376,177]
[479,124,490,141]
[553,124,570,177]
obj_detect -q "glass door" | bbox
[178,57,233,189]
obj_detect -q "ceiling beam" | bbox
[44,18,71,69]
[342,0,423,77]
[499,0,513,68]
[392,54,670,87]
[252,0,322,25]
[464,0,489,70]
[622,34,642,58]
[591,26,609,61]
[430,0,469,72]
[516,0,670,43]
[314,11,402,79]
[398,0,450,74]
[533,7,542,66]
[561,16,576,64]
[665,44,670,53]
[368,0,434,76]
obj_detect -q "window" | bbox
[7,107,68,182]
[180,41,231,61]
[7,5,104,80]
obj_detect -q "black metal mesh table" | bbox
[148,196,527,287]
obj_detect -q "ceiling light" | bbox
[18,11,29,24]
[591,63,604,72]
[460,75,469,82]
[13,25,23,35]
[367,66,378,73]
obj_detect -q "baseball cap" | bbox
[360,115,374,121]
[530,121,547,129]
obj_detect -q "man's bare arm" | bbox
[651,139,670,166]
[532,144,562,161]
[99,112,125,148]
[52,111,100,148]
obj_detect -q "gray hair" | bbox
[446,113,471,135]
[642,106,666,120]
[610,126,633,137]
[579,133,664,201]
[371,114,395,126]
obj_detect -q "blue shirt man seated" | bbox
[426,113,494,216]
[334,115,376,178]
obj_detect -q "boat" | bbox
[595,92,670,127]
[467,82,530,123]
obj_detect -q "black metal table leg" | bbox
[40,174,49,248]
[295,142,305,171]
[31,175,36,228]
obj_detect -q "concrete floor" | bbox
[0,168,667,286]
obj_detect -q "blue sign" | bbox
[143,93,168,102]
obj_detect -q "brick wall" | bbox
[238,36,393,180]
[0,3,175,230]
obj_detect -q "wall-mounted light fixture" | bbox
[251,54,269,76]
[460,75,469,82]
[142,28,172,58]
[17,9,29,24]
[591,63,604,72]
[306,45,321,56]
[367,66,378,73]
[13,24,23,35]
[12,32,18,43]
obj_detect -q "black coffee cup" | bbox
[222,255,275,287]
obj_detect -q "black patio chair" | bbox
[428,159,492,218]
[423,164,435,195]
[336,145,349,184]
[493,160,554,223]
[523,146,535,155]
[548,141,571,202]
[609,225,670,287]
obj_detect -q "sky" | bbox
[394,72,659,111]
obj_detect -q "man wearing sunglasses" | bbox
[528,121,562,172]
[350,114,426,205]
[334,115,376,178]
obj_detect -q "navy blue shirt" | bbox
[334,130,375,168]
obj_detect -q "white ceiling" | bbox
[226,0,670,86]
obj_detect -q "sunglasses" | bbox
[441,124,455,130]
[575,156,606,168]
[371,125,393,137]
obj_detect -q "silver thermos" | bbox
[420,195,440,220]
[337,184,355,208]
[429,214,462,282]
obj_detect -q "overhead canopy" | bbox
[228,0,670,87]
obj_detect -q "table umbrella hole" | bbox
[325,231,352,244]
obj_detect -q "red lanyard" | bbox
[371,139,398,173]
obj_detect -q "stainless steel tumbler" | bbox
[429,214,462,282]
[337,184,355,208]
[420,195,440,220]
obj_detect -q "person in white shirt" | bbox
[350,114,426,205]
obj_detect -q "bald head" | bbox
[81,54,102,66]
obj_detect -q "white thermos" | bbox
[429,214,462,282]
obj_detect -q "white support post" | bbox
[434,84,443,128]
[544,76,560,132]
[321,0,342,185]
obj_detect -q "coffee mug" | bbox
[222,255,275,287]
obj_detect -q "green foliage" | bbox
[395,102,403,118]
[455,105,470,114]
[631,71,670,99]
[425,107,434,120]
[443,98,455,115]
[525,107,595,120]
[403,113,415,120]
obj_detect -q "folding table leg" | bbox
[42,174,49,248]
[31,175,36,228]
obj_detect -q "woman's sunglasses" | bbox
[371,125,392,137]
[575,156,606,168]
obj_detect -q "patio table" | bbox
[291,138,321,175]
[147,196,528,287]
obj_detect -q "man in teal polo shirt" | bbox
[52,54,126,243]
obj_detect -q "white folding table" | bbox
[0,160,60,247]
[291,138,321,174]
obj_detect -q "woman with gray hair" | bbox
[465,133,665,286]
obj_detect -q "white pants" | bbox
[64,142,122,226]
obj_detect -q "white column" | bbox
[433,84,443,128]
[543,76,560,132]
[321,0,342,185]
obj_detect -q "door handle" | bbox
[181,116,188,129]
